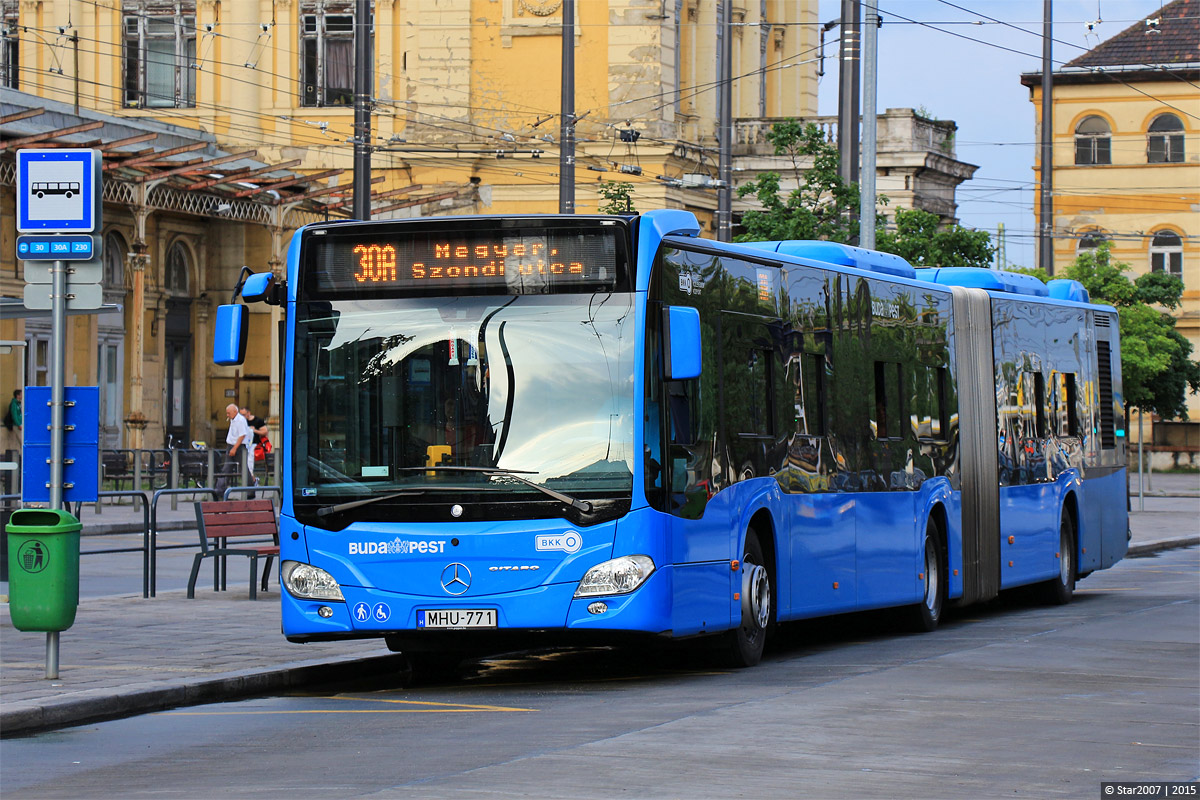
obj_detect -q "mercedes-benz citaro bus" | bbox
[214,209,1128,673]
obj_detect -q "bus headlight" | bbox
[282,560,344,601]
[574,555,655,598]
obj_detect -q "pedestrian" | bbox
[4,388,21,433]
[2,388,20,460]
[220,402,252,498]
[240,406,269,485]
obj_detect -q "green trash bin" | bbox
[5,509,81,632]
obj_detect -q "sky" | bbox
[816,0,1172,269]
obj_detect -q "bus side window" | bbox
[1061,372,1079,437]
[873,360,902,440]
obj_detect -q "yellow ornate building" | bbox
[1021,0,1199,442]
[1,0,819,453]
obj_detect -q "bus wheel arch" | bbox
[1042,498,1078,605]
[908,511,947,632]
[721,509,776,667]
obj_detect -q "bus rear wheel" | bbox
[908,518,945,633]
[719,530,771,668]
[1041,512,1076,605]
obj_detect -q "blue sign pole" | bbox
[50,260,66,510]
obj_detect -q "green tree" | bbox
[596,181,637,214]
[733,120,994,269]
[734,121,860,244]
[1065,243,1199,419]
[873,207,995,268]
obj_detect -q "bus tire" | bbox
[908,518,945,633]
[1042,511,1076,605]
[720,530,771,668]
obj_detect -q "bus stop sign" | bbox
[15,149,102,233]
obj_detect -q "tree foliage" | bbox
[873,207,995,268]
[734,121,860,244]
[1065,243,1199,419]
[733,120,994,269]
[596,181,637,214]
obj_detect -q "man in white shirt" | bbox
[221,403,252,496]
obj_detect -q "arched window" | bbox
[1148,114,1184,163]
[1078,231,1108,252]
[103,231,127,289]
[1074,116,1111,165]
[165,241,190,295]
[1150,230,1183,278]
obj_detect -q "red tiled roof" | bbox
[1064,0,1198,68]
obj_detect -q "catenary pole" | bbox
[559,0,576,214]
[716,0,732,242]
[353,0,372,220]
[1039,0,1054,274]
[859,0,878,249]
[837,0,861,188]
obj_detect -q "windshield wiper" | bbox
[398,466,593,512]
[316,490,424,517]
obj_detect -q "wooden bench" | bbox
[187,499,280,600]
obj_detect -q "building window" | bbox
[1150,230,1183,278]
[1147,114,1184,163]
[1077,231,1108,253]
[165,241,190,295]
[124,2,197,108]
[26,330,51,387]
[1,9,17,89]
[1074,116,1111,165]
[103,232,127,290]
[301,4,366,107]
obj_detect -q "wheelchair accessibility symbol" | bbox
[372,603,391,622]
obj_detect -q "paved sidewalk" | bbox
[2,482,1197,737]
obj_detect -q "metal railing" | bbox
[2,457,280,597]
[97,447,277,510]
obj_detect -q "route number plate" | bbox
[418,609,497,629]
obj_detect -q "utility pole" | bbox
[997,222,1007,269]
[859,0,879,249]
[837,0,861,188]
[716,0,733,242]
[559,0,576,214]
[1039,0,1054,274]
[352,0,372,220]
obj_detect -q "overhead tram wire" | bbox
[882,7,1200,122]
[934,0,1200,93]
[6,68,360,153]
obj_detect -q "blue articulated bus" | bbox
[215,209,1128,669]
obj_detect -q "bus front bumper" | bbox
[281,565,674,643]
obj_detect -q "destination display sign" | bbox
[305,223,625,296]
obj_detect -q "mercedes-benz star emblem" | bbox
[440,563,471,595]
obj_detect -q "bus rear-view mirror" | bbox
[664,305,701,381]
[213,304,248,366]
[241,271,275,303]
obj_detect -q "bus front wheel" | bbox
[908,518,945,633]
[720,530,771,668]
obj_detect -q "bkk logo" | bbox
[348,538,447,555]
[535,531,582,554]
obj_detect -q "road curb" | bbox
[1127,535,1199,557]
[0,652,409,738]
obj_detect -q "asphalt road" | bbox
[3,546,1196,800]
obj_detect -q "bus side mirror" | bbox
[213,304,249,366]
[663,305,701,380]
[241,271,279,304]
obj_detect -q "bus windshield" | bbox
[291,292,636,525]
